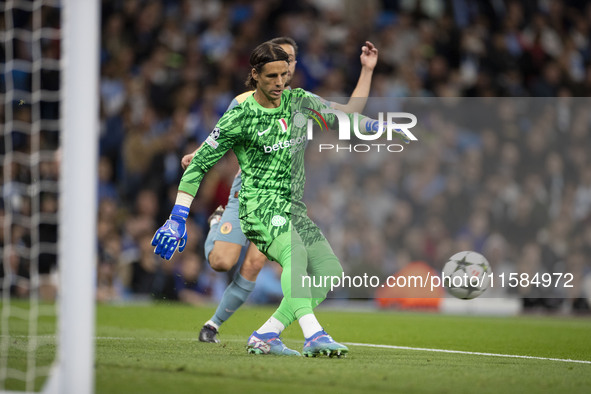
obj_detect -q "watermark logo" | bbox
[303,107,329,131]
[302,108,417,153]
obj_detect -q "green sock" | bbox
[272,298,296,328]
[306,239,343,304]
[267,231,313,322]
[272,238,343,328]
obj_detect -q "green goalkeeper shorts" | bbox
[240,206,326,261]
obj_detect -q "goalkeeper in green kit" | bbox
[152,42,395,357]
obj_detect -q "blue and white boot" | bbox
[246,331,301,356]
[302,330,348,358]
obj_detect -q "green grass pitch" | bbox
[2,302,590,393]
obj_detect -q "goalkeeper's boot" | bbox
[198,324,220,343]
[208,205,225,226]
[302,330,348,358]
[246,331,301,356]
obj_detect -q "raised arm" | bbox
[302,90,411,143]
[332,41,378,114]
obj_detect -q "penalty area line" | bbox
[343,342,591,365]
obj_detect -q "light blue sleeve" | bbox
[226,98,239,112]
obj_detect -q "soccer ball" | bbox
[442,251,492,299]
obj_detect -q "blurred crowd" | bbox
[305,97,591,312]
[2,0,591,312]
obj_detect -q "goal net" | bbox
[1,1,98,393]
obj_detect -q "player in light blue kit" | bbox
[181,37,379,344]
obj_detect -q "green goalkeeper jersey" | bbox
[179,88,352,218]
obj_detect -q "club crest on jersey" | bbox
[271,215,287,227]
[293,111,307,128]
[278,118,288,133]
[220,222,232,234]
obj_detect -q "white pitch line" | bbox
[3,335,590,364]
[343,342,591,365]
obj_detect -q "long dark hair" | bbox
[245,42,290,90]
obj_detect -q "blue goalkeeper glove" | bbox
[151,205,189,260]
[365,120,410,144]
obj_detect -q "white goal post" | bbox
[0,0,98,393]
[54,0,99,393]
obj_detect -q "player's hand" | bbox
[365,120,410,144]
[151,205,189,260]
[360,41,378,71]
[181,153,195,170]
